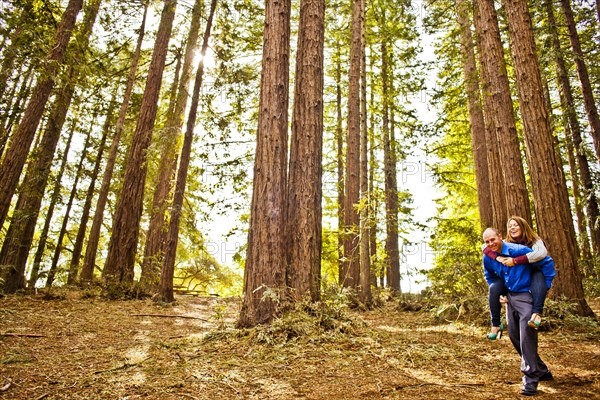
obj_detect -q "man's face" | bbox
[483,231,503,253]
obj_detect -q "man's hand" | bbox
[499,295,509,304]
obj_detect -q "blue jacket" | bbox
[483,241,555,292]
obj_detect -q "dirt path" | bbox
[1,293,599,399]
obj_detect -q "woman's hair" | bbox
[505,216,541,247]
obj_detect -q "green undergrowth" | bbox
[423,294,599,334]
[204,298,367,346]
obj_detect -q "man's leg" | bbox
[509,292,549,388]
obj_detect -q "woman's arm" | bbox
[512,239,547,264]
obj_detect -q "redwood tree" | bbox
[157,0,218,303]
[238,0,291,327]
[80,4,148,283]
[286,0,325,301]
[0,0,83,231]
[456,0,492,229]
[342,0,362,289]
[142,0,204,288]
[503,0,593,316]
[102,0,178,285]
[559,0,600,162]
[473,0,531,230]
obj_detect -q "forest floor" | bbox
[1,291,599,400]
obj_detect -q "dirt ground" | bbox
[1,292,599,400]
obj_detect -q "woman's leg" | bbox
[489,280,507,326]
[530,267,548,316]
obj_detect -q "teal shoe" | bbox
[528,313,542,330]
[487,323,504,340]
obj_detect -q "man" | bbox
[482,227,555,396]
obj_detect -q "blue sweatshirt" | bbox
[483,241,555,292]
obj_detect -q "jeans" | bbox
[489,280,508,327]
[530,267,548,316]
[488,267,548,326]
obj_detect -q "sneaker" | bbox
[521,382,538,396]
[539,371,554,381]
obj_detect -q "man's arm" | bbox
[482,256,500,285]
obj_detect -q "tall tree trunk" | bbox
[559,0,600,162]
[563,125,593,261]
[46,117,96,287]
[358,0,371,305]
[140,50,182,288]
[67,99,116,284]
[368,66,378,287]
[387,102,401,292]
[335,44,346,285]
[472,0,531,230]
[342,0,362,289]
[157,0,218,303]
[545,0,600,256]
[0,25,24,101]
[380,29,400,292]
[238,0,291,327]
[0,67,34,159]
[286,0,325,302]
[456,0,492,230]
[80,4,148,283]
[0,0,83,230]
[503,0,593,316]
[0,0,100,293]
[103,0,178,285]
[27,119,78,288]
[142,0,204,289]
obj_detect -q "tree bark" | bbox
[103,0,178,285]
[0,0,83,230]
[142,0,204,289]
[472,0,531,230]
[342,0,362,289]
[335,43,346,285]
[456,0,493,230]
[80,3,148,283]
[503,0,593,316]
[157,0,218,304]
[559,0,600,162]
[286,0,325,302]
[368,65,378,287]
[545,0,600,256]
[358,0,371,306]
[46,116,96,287]
[238,0,291,327]
[563,125,593,261]
[388,102,401,293]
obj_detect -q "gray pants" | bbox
[507,292,549,385]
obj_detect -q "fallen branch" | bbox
[131,314,208,321]
[0,379,11,392]
[1,333,45,338]
[395,382,485,390]
[35,394,49,400]
[94,357,150,375]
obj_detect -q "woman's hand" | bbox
[501,257,515,267]
[497,256,508,263]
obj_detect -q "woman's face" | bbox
[508,219,523,240]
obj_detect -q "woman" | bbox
[484,216,551,339]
